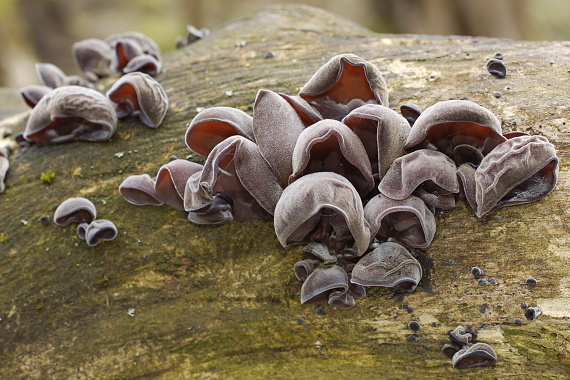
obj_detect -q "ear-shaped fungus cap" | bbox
[72,38,113,81]
[0,155,8,193]
[452,343,497,369]
[84,219,118,247]
[154,159,203,210]
[185,107,254,156]
[300,264,354,309]
[24,86,117,144]
[54,197,96,226]
[289,119,374,196]
[119,173,163,206]
[253,89,306,188]
[106,31,161,74]
[123,54,162,76]
[106,72,168,128]
[404,100,506,165]
[299,54,389,121]
[379,149,459,203]
[342,104,410,181]
[19,85,51,108]
[474,135,558,217]
[351,241,422,291]
[35,63,67,89]
[364,194,436,248]
[184,135,282,223]
[274,172,371,256]
[277,93,322,126]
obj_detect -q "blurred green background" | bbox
[1,0,568,88]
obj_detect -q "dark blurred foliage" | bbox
[0,0,567,87]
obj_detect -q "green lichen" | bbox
[40,171,56,184]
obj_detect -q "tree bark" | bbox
[1,4,569,379]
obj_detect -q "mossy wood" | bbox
[1,5,569,379]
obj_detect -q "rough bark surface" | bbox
[1,5,569,379]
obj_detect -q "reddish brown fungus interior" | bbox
[302,60,377,120]
[27,116,110,143]
[422,122,505,157]
[108,84,140,116]
[379,211,424,245]
[343,116,379,172]
[187,121,243,156]
[500,160,558,205]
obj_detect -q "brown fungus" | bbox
[400,104,422,127]
[274,172,370,256]
[35,62,90,88]
[299,53,388,121]
[123,54,162,76]
[106,72,169,128]
[54,197,96,226]
[184,136,282,223]
[154,159,203,211]
[473,134,558,217]
[342,104,410,183]
[253,89,306,188]
[185,106,254,156]
[351,241,422,291]
[452,342,497,369]
[84,219,118,247]
[364,194,436,249]
[105,31,161,75]
[18,85,52,108]
[294,259,318,282]
[300,264,354,309]
[277,93,322,126]
[119,174,163,206]
[404,100,506,165]
[379,149,459,211]
[289,119,374,196]
[72,38,113,81]
[24,86,117,144]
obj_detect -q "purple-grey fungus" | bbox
[494,52,504,60]
[0,156,8,193]
[471,267,484,277]
[525,306,541,320]
[23,86,117,144]
[442,341,462,358]
[448,325,473,346]
[299,54,389,121]
[35,62,90,88]
[123,54,162,76]
[302,242,337,263]
[404,100,506,165]
[277,92,322,126]
[253,89,306,188]
[300,264,354,309]
[406,335,418,343]
[521,303,528,309]
[77,222,89,240]
[351,241,423,291]
[342,104,410,182]
[53,197,96,226]
[364,194,436,249]
[72,38,113,81]
[177,25,210,48]
[184,136,282,223]
[119,173,163,206]
[40,215,51,225]
[408,320,421,331]
[478,278,489,286]
[526,277,537,286]
[106,31,161,75]
[294,259,318,282]
[289,119,374,196]
[400,104,422,127]
[487,59,507,77]
[106,72,169,128]
[185,106,254,156]
[155,159,203,211]
[378,149,459,209]
[18,85,52,108]
[452,342,497,369]
[473,135,558,217]
[84,219,118,247]
[274,172,370,256]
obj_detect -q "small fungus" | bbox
[84,219,118,246]
[452,342,497,369]
[0,154,8,193]
[487,59,507,77]
[119,174,163,206]
[471,267,484,277]
[408,320,421,332]
[72,38,113,81]
[526,277,538,286]
[106,72,169,128]
[154,159,203,211]
[525,307,541,320]
[18,85,52,108]
[53,197,96,226]
[105,31,161,75]
[400,104,422,127]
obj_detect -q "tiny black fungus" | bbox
[430,322,438,327]
[526,277,538,286]
[408,321,421,331]
[477,278,489,286]
[406,334,418,342]
[525,307,541,320]
[296,318,305,325]
[488,277,496,284]
[40,215,51,225]
[513,319,522,325]
[316,306,327,315]
[443,259,456,265]
[406,307,414,313]
[494,92,501,98]
[471,267,484,277]
[521,303,528,309]
[479,307,487,314]
[394,293,405,302]
[494,52,504,60]
[487,59,507,77]
[264,51,275,59]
